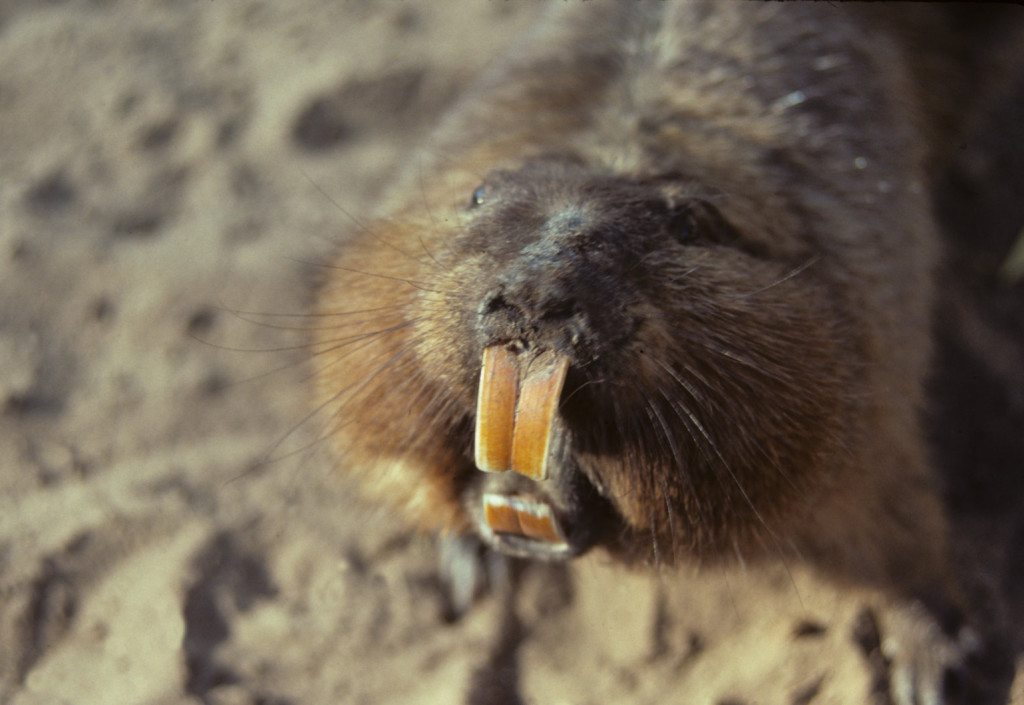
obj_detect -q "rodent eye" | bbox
[668,201,740,246]
[469,185,486,209]
[671,207,699,244]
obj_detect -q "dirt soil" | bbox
[1,3,1023,704]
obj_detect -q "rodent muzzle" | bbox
[466,198,637,557]
[472,198,636,368]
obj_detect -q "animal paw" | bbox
[854,599,982,705]
[436,533,513,621]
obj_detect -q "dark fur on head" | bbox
[414,156,856,562]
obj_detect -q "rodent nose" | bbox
[479,282,585,354]
[483,273,576,323]
[479,273,587,354]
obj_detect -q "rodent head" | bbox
[464,161,715,370]
[318,155,854,565]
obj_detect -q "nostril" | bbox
[482,291,513,316]
[479,276,594,354]
[486,276,578,322]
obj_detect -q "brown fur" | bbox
[311,7,1021,679]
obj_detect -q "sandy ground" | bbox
[2,3,1023,704]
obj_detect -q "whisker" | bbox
[642,353,794,564]
[718,256,821,301]
[641,396,684,559]
[238,344,421,476]
[267,344,429,481]
[309,307,420,336]
[559,376,606,407]
[298,165,435,269]
[214,302,410,320]
[414,157,455,268]
[313,323,417,376]
[649,356,806,500]
[188,332,327,356]
[303,260,439,293]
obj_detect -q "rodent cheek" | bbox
[580,453,663,536]
[371,453,475,534]
[570,338,681,533]
[411,257,495,401]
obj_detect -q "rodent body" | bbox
[313,4,1016,698]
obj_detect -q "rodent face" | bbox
[317,155,855,565]
[450,160,712,381]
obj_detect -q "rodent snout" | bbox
[478,273,590,357]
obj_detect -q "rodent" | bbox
[311,3,1021,701]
